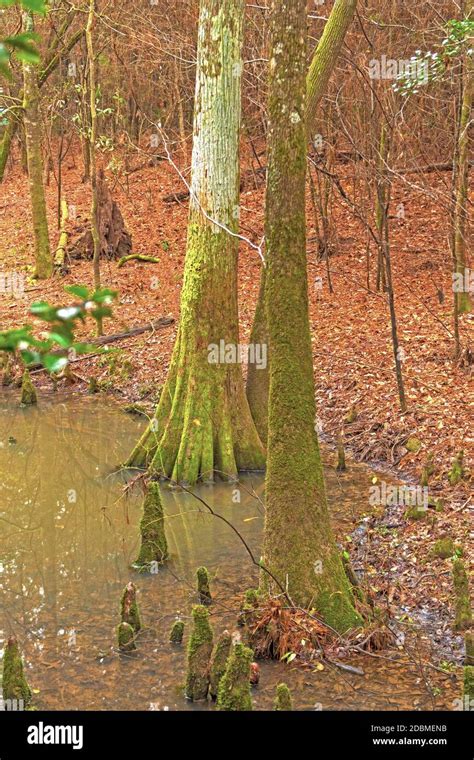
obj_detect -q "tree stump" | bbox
[69,169,132,260]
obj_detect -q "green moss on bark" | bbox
[209,630,232,699]
[22,12,52,280]
[336,430,346,472]
[185,605,213,701]
[134,482,168,569]
[20,369,37,406]
[453,559,472,631]
[246,268,269,445]
[420,453,435,487]
[2,637,32,705]
[433,537,460,559]
[117,622,136,652]
[466,632,474,666]
[464,666,474,701]
[125,0,264,486]
[216,643,253,711]
[197,566,212,605]
[169,620,185,644]
[238,588,260,627]
[448,451,465,486]
[260,0,361,633]
[274,682,292,711]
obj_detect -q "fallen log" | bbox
[392,160,474,176]
[91,315,174,346]
[163,189,190,204]
[117,254,160,268]
[125,156,167,175]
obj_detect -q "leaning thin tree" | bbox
[126,0,265,484]
[261,0,361,632]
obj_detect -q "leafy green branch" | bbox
[0,0,47,76]
[393,19,474,96]
[0,285,117,373]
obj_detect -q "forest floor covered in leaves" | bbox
[0,145,472,661]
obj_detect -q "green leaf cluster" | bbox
[0,286,117,373]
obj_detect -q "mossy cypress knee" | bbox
[464,666,474,701]
[2,637,32,705]
[216,643,253,711]
[209,630,232,699]
[421,453,434,487]
[117,622,136,652]
[433,537,456,559]
[453,559,472,630]
[448,451,465,485]
[135,481,168,570]
[170,620,185,644]
[274,682,292,711]
[20,369,37,406]
[336,430,346,472]
[196,566,212,605]
[121,582,142,633]
[1,355,13,387]
[465,632,474,666]
[238,588,259,627]
[185,605,213,701]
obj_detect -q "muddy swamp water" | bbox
[0,393,462,711]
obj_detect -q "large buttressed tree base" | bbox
[261,0,361,632]
[126,0,265,485]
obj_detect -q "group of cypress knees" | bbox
[2,479,472,710]
[116,574,292,711]
[116,478,293,709]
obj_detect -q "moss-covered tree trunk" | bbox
[0,115,19,182]
[246,0,357,442]
[306,0,357,137]
[453,0,473,315]
[1,16,83,184]
[126,0,265,485]
[22,12,52,280]
[86,0,103,335]
[246,268,269,445]
[261,0,361,632]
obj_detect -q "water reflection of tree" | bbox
[0,396,143,664]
